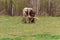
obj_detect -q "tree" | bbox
[30,0,40,16]
[8,0,14,16]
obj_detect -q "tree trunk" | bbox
[9,0,14,16]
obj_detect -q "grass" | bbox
[0,16,60,40]
[0,34,60,40]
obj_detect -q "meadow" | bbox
[0,16,60,40]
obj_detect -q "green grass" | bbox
[0,16,60,40]
[0,34,60,40]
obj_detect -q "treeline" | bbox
[0,0,30,16]
[0,0,60,16]
[37,0,60,16]
[40,0,60,16]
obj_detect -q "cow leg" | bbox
[28,17,35,23]
[23,17,27,23]
[24,19,26,23]
[24,19,27,23]
[31,18,35,23]
[28,18,31,23]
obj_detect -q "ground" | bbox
[0,16,60,40]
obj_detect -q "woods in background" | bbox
[0,0,60,16]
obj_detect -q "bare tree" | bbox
[5,0,8,12]
[8,0,14,16]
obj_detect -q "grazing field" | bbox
[0,16,60,40]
